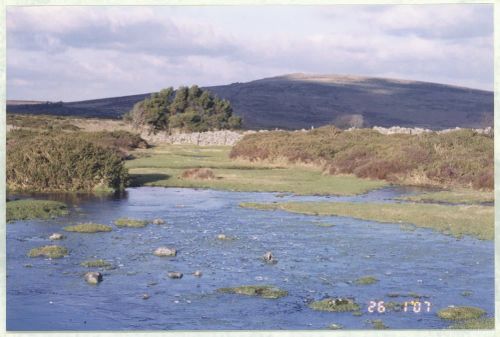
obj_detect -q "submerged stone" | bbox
[262,251,278,264]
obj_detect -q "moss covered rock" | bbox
[309,298,360,312]
[80,259,112,268]
[28,245,68,259]
[63,223,113,233]
[355,276,379,285]
[114,217,148,228]
[218,285,288,299]
[438,306,486,321]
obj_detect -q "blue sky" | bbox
[6,4,493,101]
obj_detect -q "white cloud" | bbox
[6,5,493,101]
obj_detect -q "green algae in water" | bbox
[80,259,112,268]
[437,306,486,321]
[114,217,148,228]
[309,298,360,312]
[7,199,68,222]
[28,245,68,259]
[449,317,494,329]
[63,223,113,233]
[217,285,288,299]
[355,276,379,285]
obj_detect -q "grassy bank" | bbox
[230,127,493,191]
[240,201,493,240]
[7,199,68,222]
[398,189,494,205]
[126,145,386,195]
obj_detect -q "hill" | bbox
[7,73,493,130]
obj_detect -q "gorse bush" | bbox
[230,126,493,190]
[124,85,242,133]
[7,131,129,192]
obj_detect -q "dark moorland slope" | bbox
[7,73,493,130]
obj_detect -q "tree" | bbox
[124,85,242,132]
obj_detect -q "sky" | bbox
[6,4,494,102]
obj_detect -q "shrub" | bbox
[7,132,129,192]
[230,127,493,190]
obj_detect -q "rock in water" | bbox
[49,233,64,240]
[152,218,165,225]
[167,272,183,279]
[193,270,203,277]
[263,251,278,264]
[84,272,103,284]
[142,293,150,300]
[153,247,177,257]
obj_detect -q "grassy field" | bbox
[125,145,387,195]
[398,189,494,205]
[240,201,494,240]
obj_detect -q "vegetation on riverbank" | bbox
[126,145,386,195]
[230,127,493,190]
[6,130,143,192]
[240,201,493,240]
[6,199,68,222]
[399,189,494,205]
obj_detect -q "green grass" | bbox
[114,218,148,228]
[7,199,68,222]
[399,189,494,205]
[28,245,68,259]
[355,276,379,285]
[309,298,360,312]
[449,317,494,329]
[437,306,486,321]
[80,259,112,268]
[217,285,288,299]
[63,223,113,233]
[240,201,493,240]
[126,145,386,196]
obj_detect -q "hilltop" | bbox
[7,73,493,130]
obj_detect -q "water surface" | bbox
[7,187,494,330]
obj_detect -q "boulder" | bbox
[49,233,65,240]
[152,218,165,225]
[263,251,278,264]
[153,247,177,257]
[84,272,103,284]
[167,271,183,279]
[193,270,203,277]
